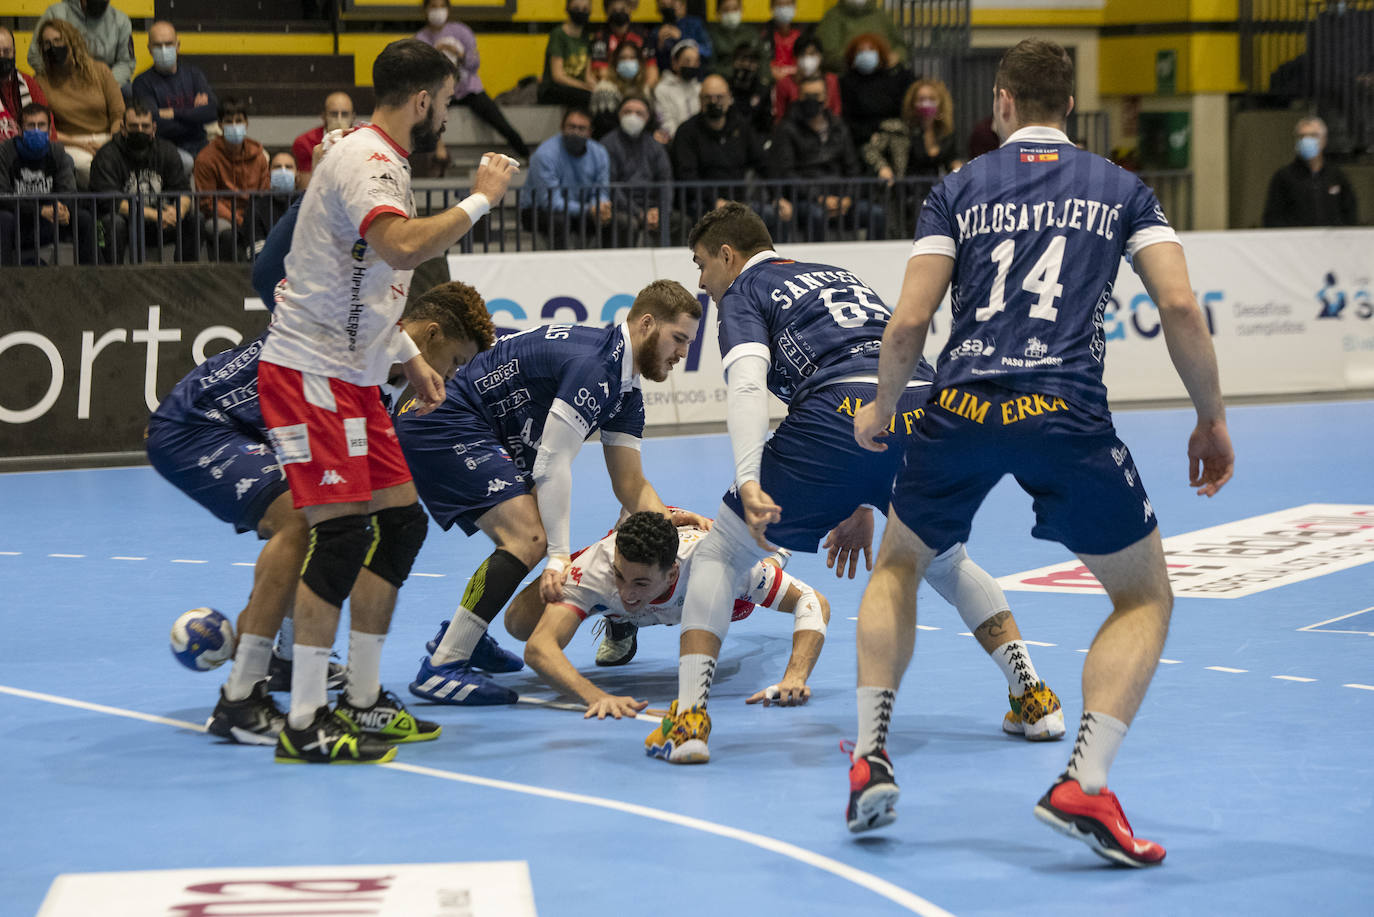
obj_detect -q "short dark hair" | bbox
[562,106,592,127]
[615,511,679,571]
[217,96,250,122]
[798,74,827,96]
[20,102,51,125]
[125,100,154,120]
[687,201,773,258]
[618,90,652,117]
[404,280,496,350]
[995,38,1074,125]
[373,38,453,109]
[627,279,702,323]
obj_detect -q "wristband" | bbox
[544,557,567,575]
[457,192,491,224]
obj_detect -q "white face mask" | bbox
[620,112,647,137]
[720,10,742,28]
[427,7,448,27]
[151,45,176,70]
[798,53,820,76]
[270,167,295,192]
[222,122,247,145]
[773,5,795,24]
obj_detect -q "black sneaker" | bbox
[205,681,286,746]
[594,618,638,667]
[265,652,347,693]
[844,741,900,833]
[273,706,397,764]
[334,687,441,744]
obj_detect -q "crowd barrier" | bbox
[3,227,1368,464]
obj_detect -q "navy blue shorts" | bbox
[722,382,930,552]
[145,416,289,536]
[398,410,530,535]
[890,383,1158,556]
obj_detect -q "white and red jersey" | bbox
[557,525,788,627]
[261,123,420,386]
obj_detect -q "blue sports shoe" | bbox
[425,620,524,674]
[408,656,519,706]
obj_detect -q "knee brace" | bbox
[791,584,827,636]
[363,503,429,588]
[923,542,1010,632]
[301,514,374,608]
[681,502,767,641]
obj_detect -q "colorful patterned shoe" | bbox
[1003,680,1066,741]
[644,700,711,764]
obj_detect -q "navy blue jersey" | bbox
[914,126,1177,417]
[151,333,270,431]
[394,323,645,475]
[718,255,933,404]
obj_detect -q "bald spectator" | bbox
[130,21,218,173]
[291,92,355,186]
[33,18,122,185]
[1,26,51,144]
[28,0,135,87]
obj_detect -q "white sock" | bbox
[678,654,716,709]
[855,686,896,758]
[431,607,488,666]
[275,614,294,660]
[992,640,1041,693]
[1065,711,1129,794]
[345,631,386,708]
[223,634,273,702]
[287,644,332,729]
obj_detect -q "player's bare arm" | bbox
[603,443,673,520]
[1133,242,1235,497]
[523,602,648,719]
[745,580,831,707]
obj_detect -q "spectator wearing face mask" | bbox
[600,92,671,243]
[652,39,702,139]
[671,74,779,234]
[541,0,598,109]
[651,0,712,74]
[727,44,771,135]
[816,0,906,74]
[269,151,298,198]
[90,101,196,262]
[521,107,613,248]
[28,0,135,87]
[416,0,530,159]
[772,36,838,125]
[707,0,759,79]
[0,101,98,264]
[590,0,659,90]
[291,91,354,186]
[33,18,123,186]
[1262,115,1358,227]
[864,78,961,183]
[761,0,807,85]
[0,26,51,144]
[838,32,911,149]
[590,40,650,139]
[131,21,218,174]
[194,97,270,262]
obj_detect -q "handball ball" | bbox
[170,607,236,671]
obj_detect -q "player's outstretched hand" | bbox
[402,355,446,415]
[668,507,712,531]
[1188,418,1234,497]
[584,694,649,719]
[823,506,874,579]
[473,152,519,206]
[540,558,570,603]
[745,679,811,707]
[739,481,781,551]
[854,401,890,452]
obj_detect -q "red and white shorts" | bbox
[258,361,411,508]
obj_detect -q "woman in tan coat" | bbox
[34,18,122,185]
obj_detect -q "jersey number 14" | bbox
[978,235,1066,322]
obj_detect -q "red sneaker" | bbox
[843,741,900,833]
[1033,776,1166,867]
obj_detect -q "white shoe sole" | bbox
[1032,802,1159,868]
[847,783,900,833]
[205,715,280,746]
[1003,708,1066,741]
[667,738,710,764]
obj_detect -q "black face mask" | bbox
[42,45,69,69]
[0,57,15,80]
[704,102,726,120]
[124,131,153,154]
[797,97,824,119]
[677,65,699,82]
[608,10,630,27]
[731,68,757,90]
[660,7,678,23]
[86,0,110,17]
[567,7,590,25]
[562,133,588,157]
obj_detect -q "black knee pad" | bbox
[364,502,429,588]
[301,514,374,608]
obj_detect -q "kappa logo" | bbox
[234,477,259,500]
[486,478,511,495]
[569,566,583,584]
[366,152,392,163]
[1142,498,1154,521]
[1124,466,1136,487]
[320,469,347,485]
[1111,445,1128,467]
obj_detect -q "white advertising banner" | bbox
[448,228,1374,429]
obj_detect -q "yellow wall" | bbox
[1098,32,1241,95]
[353,0,827,23]
[0,0,154,14]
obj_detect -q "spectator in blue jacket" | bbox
[521,107,613,248]
[652,0,712,73]
[129,20,217,172]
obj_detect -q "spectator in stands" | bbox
[521,107,613,248]
[590,0,658,89]
[1,26,51,144]
[772,34,836,126]
[34,19,122,186]
[707,0,758,79]
[865,78,960,182]
[590,39,651,139]
[540,0,597,109]
[90,101,196,263]
[28,0,135,87]
[966,114,999,160]
[601,91,671,243]
[0,101,98,264]
[816,0,906,74]
[652,40,701,139]
[671,73,774,230]
[291,92,355,186]
[761,0,805,85]
[194,97,270,262]
[727,44,771,136]
[131,21,218,175]
[838,32,911,149]
[652,0,712,74]
[269,150,297,194]
[416,0,531,159]
[1262,115,1359,227]
[771,73,884,240]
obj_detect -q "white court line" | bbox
[1298,606,1374,632]
[1075,649,1089,654]
[1023,641,1056,647]
[1206,666,1248,674]
[172,559,208,564]
[1346,684,1374,692]
[0,683,955,917]
[411,573,446,578]
[1159,659,1182,664]
[0,551,22,555]
[957,632,973,637]
[111,556,146,561]
[231,562,256,567]
[1273,676,1316,683]
[916,625,940,631]
[517,695,659,724]
[48,553,85,558]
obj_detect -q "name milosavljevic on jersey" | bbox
[953,196,1129,244]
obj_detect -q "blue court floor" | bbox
[2,399,1372,916]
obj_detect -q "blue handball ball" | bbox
[170,607,236,671]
